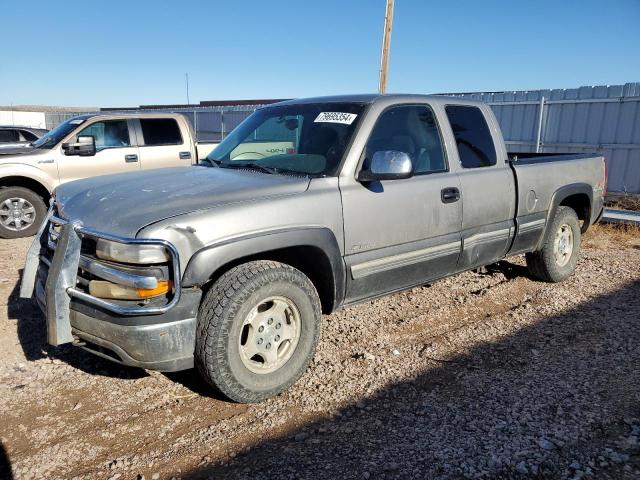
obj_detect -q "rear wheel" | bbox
[195,260,321,403]
[0,187,47,239]
[526,206,581,282]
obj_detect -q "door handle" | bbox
[125,154,138,163]
[441,187,460,203]
[179,151,192,160]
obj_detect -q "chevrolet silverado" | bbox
[21,94,606,403]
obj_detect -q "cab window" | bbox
[445,105,497,168]
[77,120,131,151]
[365,105,447,174]
[139,118,182,146]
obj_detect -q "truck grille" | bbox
[36,202,181,316]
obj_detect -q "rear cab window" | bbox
[445,105,497,168]
[139,118,183,146]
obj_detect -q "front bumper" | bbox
[21,208,201,372]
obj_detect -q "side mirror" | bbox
[62,135,96,156]
[357,150,413,182]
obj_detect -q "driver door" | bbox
[57,119,140,183]
[341,104,462,303]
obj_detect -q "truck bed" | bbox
[499,151,606,257]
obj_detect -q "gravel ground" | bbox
[1,225,639,480]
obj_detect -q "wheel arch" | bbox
[537,183,592,250]
[0,175,52,204]
[182,227,345,314]
[559,192,591,232]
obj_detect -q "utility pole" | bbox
[378,0,395,94]
[185,73,191,105]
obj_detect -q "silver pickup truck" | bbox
[21,94,606,403]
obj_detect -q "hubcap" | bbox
[0,197,36,231]
[239,296,301,374]
[553,223,574,267]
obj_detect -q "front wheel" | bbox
[526,206,581,283]
[0,187,47,239]
[195,260,321,403]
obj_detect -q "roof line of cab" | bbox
[267,93,486,108]
[70,112,189,121]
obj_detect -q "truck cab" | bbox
[338,98,517,302]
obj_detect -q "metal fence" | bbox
[45,106,259,142]
[146,106,260,142]
[44,112,94,130]
[446,83,640,194]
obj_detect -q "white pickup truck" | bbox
[0,112,216,238]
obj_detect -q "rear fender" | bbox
[537,183,592,250]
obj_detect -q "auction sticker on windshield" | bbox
[314,112,358,125]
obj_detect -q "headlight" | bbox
[89,279,172,300]
[96,239,170,264]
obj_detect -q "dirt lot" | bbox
[1,226,639,480]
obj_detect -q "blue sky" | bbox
[1,0,638,107]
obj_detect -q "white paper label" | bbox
[69,119,85,125]
[314,112,358,125]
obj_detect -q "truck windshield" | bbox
[208,103,365,176]
[32,117,86,149]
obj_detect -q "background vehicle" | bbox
[22,94,606,403]
[0,113,216,238]
[0,126,48,149]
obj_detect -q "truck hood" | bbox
[0,146,46,157]
[55,166,311,237]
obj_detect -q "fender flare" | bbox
[537,183,592,249]
[182,227,345,312]
[0,164,56,194]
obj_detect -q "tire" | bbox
[526,206,581,283]
[0,187,47,239]
[195,260,321,403]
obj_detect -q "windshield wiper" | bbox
[215,161,311,177]
[219,162,277,175]
[269,167,311,177]
[200,158,220,167]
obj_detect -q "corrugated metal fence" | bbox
[446,83,640,194]
[45,106,259,142]
[44,112,93,130]
[170,106,260,142]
